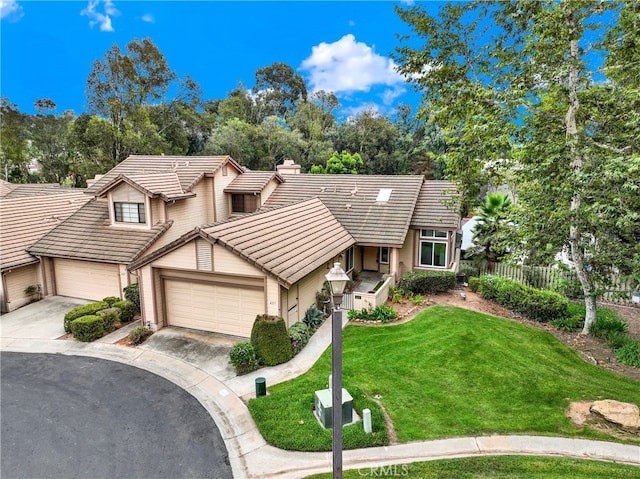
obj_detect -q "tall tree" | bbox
[253,62,307,120]
[395,0,640,333]
[468,193,513,270]
[0,98,30,182]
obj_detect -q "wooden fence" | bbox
[459,260,638,305]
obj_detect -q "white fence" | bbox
[460,260,637,305]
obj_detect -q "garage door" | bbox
[54,258,121,301]
[164,278,264,337]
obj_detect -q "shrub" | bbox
[70,315,104,342]
[411,294,424,305]
[229,341,260,375]
[288,322,310,355]
[458,264,479,280]
[468,277,480,293]
[97,307,121,332]
[250,315,293,366]
[589,311,628,340]
[127,325,153,345]
[123,283,140,311]
[389,287,404,303]
[614,336,640,368]
[102,296,119,307]
[303,306,324,331]
[64,301,108,333]
[478,275,568,322]
[113,300,137,322]
[397,270,456,294]
[348,305,398,323]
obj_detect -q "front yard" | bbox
[249,305,640,451]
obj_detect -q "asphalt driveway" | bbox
[1,352,232,479]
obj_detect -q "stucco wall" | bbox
[2,263,39,312]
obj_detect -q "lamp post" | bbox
[325,262,349,479]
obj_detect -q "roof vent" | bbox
[320,186,326,192]
[350,184,358,196]
[345,204,352,210]
[185,161,190,167]
[376,188,392,202]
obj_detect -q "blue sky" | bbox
[1,0,428,118]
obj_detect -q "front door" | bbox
[363,247,378,271]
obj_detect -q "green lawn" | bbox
[249,306,640,451]
[307,456,640,478]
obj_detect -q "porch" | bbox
[343,271,393,311]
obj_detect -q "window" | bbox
[231,194,258,213]
[419,241,448,267]
[379,247,390,264]
[114,202,145,223]
[421,229,448,239]
[345,246,354,272]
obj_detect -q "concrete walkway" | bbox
[1,304,639,478]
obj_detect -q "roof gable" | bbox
[223,171,284,194]
[92,173,196,202]
[410,181,460,229]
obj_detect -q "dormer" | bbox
[223,171,284,216]
[93,173,196,229]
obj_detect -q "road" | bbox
[1,352,232,479]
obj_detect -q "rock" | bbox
[590,400,640,431]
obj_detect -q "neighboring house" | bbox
[28,155,248,301]
[25,156,460,337]
[0,182,89,312]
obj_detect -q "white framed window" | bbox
[345,246,354,272]
[379,247,390,264]
[419,240,448,268]
[114,202,145,223]
[421,229,448,239]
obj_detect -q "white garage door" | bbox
[54,258,121,301]
[164,278,264,337]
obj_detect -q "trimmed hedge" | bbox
[397,271,456,294]
[102,296,120,307]
[250,315,293,366]
[97,307,121,332]
[64,301,108,333]
[478,275,569,322]
[113,300,136,322]
[70,315,104,342]
[123,283,140,311]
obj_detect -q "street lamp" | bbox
[325,262,350,479]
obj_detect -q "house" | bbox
[0,182,89,312]
[27,155,460,337]
[28,155,249,301]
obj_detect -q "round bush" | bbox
[64,301,108,333]
[97,307,121,332]
[113,300,137,322]
[70,315,104,342]
[127,325,153,345]
[101,296,120,307]
[288,322,310,355]
[229,341,260,375]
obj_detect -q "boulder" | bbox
[590,400,640,431]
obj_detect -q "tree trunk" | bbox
[563,5,597,334]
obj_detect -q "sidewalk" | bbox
[2,313,639,478]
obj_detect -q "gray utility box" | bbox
[314,388,353,428]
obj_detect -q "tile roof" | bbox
[202,197,355,286]
[410,180,460,229]
[262,174,425,247]
[223,171,283,193]
[0,181,72,198]
[0,190,89,271]
[92,173,195,201]
[85,155,241,195]
[28,199,172,264]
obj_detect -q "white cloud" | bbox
[348,20,355,27]
[141,13,154,23]
[381,86,406,106]
[342,103,381,119]
[81,0,120,32]
[300,34,405,95]
[1,0,24,20]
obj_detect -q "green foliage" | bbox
[348,305,398,323]
[229,341,260,375]
[478,275,568,322]
[458,264,479,280]
[250,315,294,366]
[127,325,153,345]
[310,150,363,175]
[614,337,640,368]
[397,270,456,294]
[70,315,104,342]
[411,294,424,305]
[467,277,480,293]
[123,283,140,311]
[467,193,513,267]
[389,287,404,303]
[97,307,121,332]
[288,322,310,355]
[101,296,119,307]
[303,306,324,331]
[64,301,108,333]
[589,312,628,340]
[112,300,137,322]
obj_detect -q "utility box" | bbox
[314,388,353,428]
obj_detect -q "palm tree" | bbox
[468,193,512,271]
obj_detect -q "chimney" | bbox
[276,159,301,175]
[86,174,104,188]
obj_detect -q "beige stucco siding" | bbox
[260,177,280,205]
[397,230,415,278]
[265,276,280,317]
[285,262,329,326]
[214,167,240,222]
[138,265,156,329]
[3,263,39,312]
[151,242,197,270]
[213,244,264,276]
[150,197,166,224]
